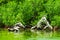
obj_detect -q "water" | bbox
[0,29,60,40]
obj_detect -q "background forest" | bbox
[0,0,60,27]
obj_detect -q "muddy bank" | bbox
[2,26,60,31]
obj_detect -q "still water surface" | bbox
[0,30,60,40]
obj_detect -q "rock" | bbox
[14,22,25,28]
[31,25,37,30]
[8,27,14,32]
[13,26,20,32]
[8,22,25,32]
[31,25,42,30]
[31,16,53,30]
[8,26,20,32]
[37,16,53,30]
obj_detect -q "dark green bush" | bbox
[0,0,60,27]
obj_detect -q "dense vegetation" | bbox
[0,0,60,27]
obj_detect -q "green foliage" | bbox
[51,15,60,27]
[0,0,60,27]
[0,1,24,26]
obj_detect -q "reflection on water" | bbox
[0,30,60,40]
